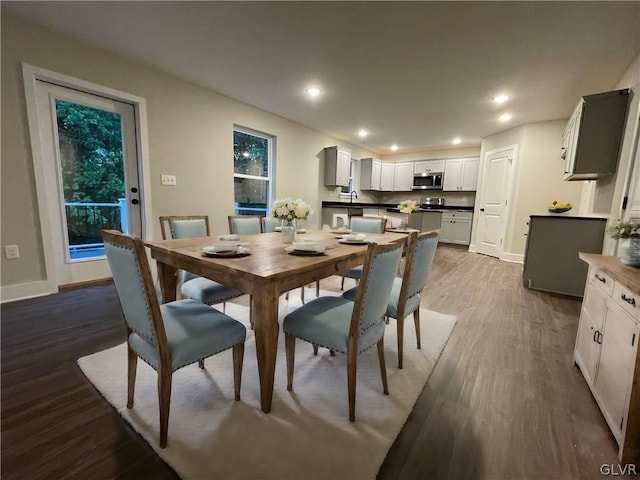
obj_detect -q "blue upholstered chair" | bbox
[283,239,404,421]
[343,230,438,369]
[102,229,246,449]
[159,216,243,311]
[228,215,263,235]
[261,216,281,233]
[338,216,388,290]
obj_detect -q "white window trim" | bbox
[21,63,152,296]
[233,125,275,212]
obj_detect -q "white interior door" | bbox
[35,81,142,286]
[475,147,516,258]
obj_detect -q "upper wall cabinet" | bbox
[414,159,445,175]
[324,146,351,187]
[379,163,395,191]
[562,89,630,181]
[393,162,414,191]
[360,157,382,190]
[443,157,479,191]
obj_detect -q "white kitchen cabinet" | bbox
[393,162,414,191]
[443,157,479,191]
[439,211,472,245]
[562,89,630,181]
[380,163,395,191]
[360,158,381,191]
[324,146,351,187]
[574,255,640,462]
[414,159,445,175]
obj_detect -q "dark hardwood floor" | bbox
[1,245,622,479]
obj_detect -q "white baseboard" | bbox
[468,244,524,264]
[0,281,53,303]
[501,251,524,264]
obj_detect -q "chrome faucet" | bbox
[349,191,358,203]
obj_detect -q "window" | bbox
[233,127,274,216]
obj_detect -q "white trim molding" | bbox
[1,281,51,304]
[21,63,152,295]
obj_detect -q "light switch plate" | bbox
[5,245,20,259]
[161,174,177,186]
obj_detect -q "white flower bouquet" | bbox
[397,199,418,214]
[270,198,312,222]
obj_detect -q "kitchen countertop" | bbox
[322,201,474,212]
[579,253,640,295]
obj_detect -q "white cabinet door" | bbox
[451,218,472,244]
[393,162,414,191]
[460,157,479,190]
[439,216,454,242]
[563,102,582,179]
[360,158,381,190]
[594,301,639,441]
[414,159,445,174]
[324,146,351,187]
[444,158,479,191]
[574,307,601,386]
[380,163,395,191]
[443,159,463,191]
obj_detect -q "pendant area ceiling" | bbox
[5,1,640,155]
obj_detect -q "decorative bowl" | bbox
[548,207,572,214]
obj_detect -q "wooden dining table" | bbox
[145,230,406,413]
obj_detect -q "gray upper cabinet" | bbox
[562,89,630,181]
[324,146,351,186]
[360,157,382,190]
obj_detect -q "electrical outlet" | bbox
[5,245,20,259]
[161,174,177,186]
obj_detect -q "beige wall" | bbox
[0,13,377,289]
[471,120,584,259]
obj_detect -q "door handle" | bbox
[480,208,485,212]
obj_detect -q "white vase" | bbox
[619,237,640,267]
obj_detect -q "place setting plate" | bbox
[285,241,326,256]
[337,234,369,245]
[201,245,251,258]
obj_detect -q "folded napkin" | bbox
[341,233,366,242]
[218,234,239,241]
[291,240,324,252]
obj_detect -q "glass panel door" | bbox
[233,128,273,216]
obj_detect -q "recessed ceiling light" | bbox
[493,94,510,104]
[305,86,321,97]
[499,113,512,122]
[358,129,368,138]
[452,137,462,145]
[391,144,398,151]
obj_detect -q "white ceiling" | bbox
[5,1,640,155]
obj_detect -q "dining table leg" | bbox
[156,261,178,303]
[251,282,280,413]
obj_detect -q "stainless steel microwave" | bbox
[412,172,443,190]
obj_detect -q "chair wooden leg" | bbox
[158,369,172,449]
[347,347,358,422]
[413,309,421,350]
[232,342,244,401]
[377,337,389,395]
[316,280,320,297]
[127,344,138,408]
[198,359,205,369]
[285,333,296,391]
[397,315,405,370]
[312,343,319,356]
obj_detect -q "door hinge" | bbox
[505,199,508,206]
[508,157,513,164]
[500,238,503,245]
[632,333,636,347]
[622,196,628,210]
[621,416,624,430]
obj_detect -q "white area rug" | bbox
[78,289,457,479]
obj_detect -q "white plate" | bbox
[201,246,250,257]
[285,246,325,256]
[338,239,369,245]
